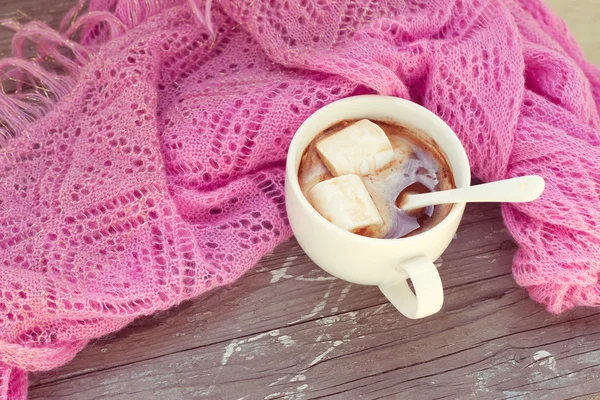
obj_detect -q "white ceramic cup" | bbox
[285,95,471,319]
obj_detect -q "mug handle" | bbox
[378,256,443,319]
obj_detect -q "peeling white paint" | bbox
[469,358,525,395]
[130,370,153,379]
[316,311,357,327]
[278,335,296,347]
[270,256,300,283]
[309,340,343,366]
[502,390,528,399]
[295,275,336,282]
[248,329,280,342]
[289,283,334,324]
[283,255,298,266]
[471,370,491,394]
[336,284,352,304]
[306,300,327,318]
[581,350,600,364]
[532,350,556,372]
[343,327,357,340]
[317,315,341,327]
[197,385,216,397]
[315,334,326,342]
[222,330,279,365]
[290,374,306,382]
[296,384,308,393]
[374,303,389,314]
[269,376,288,387]
[221,340,241,366]
[276,382,310,400]
[271,267,293,283]
[285,393,306,400]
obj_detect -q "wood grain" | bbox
[28,203,514,385]
[26,203,600,400]
[1,0,600,399]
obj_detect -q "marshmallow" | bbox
[316,119,394,176]
[308,175,383,233]
[298,148,333,197]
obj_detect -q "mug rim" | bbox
[285,94,471,244]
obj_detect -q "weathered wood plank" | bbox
[28,273,600,400]
[29,202,516,388]
[26,205,600,400]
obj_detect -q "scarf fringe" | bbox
[0,0,214,146]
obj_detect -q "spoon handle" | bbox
[402,175,545,211]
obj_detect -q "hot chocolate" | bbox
[299,119,455,238]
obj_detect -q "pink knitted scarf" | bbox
[1,0,599,397]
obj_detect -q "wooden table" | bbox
[2,1,600,399]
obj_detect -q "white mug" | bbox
[285,95,471,319]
